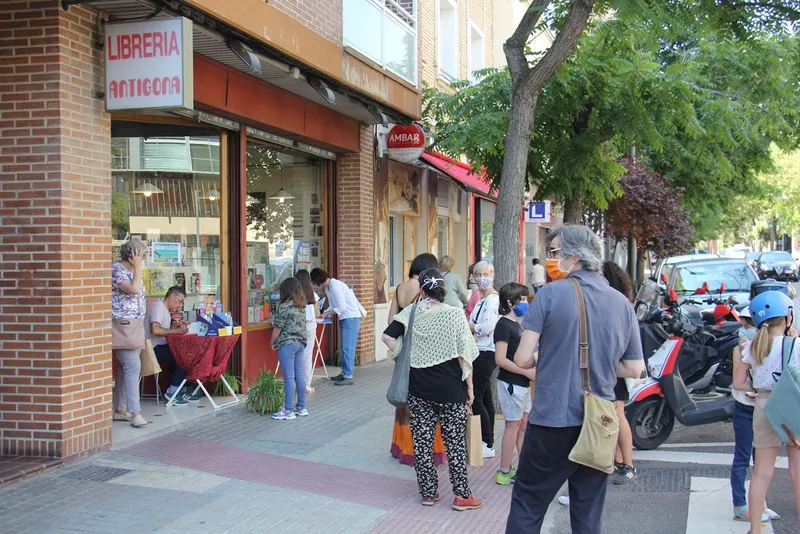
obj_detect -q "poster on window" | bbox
[374,157,390,304]
[293,240,312,266]
[152,241,181,264]
[388,160,422,217]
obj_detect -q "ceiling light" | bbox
[308,77,335,105]
[269,188,295,204]
[133,182,162,197]
[228,39,261,74]
[246,194,261,205]
[205,189,221,201]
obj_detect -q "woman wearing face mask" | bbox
[493,283,535,485]
[465,263,480,318]
[729,306,779,524]
[734,291,800,534]
[468,260,501,458]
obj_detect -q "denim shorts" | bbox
[497,379,532,422]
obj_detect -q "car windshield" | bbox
[760,252,793,262]
[672,262,757,294]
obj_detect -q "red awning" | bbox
[420,151,495,197]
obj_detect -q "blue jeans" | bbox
[731,401,755,508]
[278,342,306,411]
[339,317,361,379]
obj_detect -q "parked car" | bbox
[635,256,758,320]
[745,251,760,270]
[754,251,799,282]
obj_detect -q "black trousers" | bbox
[506,424,609,534]
[472,351,496,447]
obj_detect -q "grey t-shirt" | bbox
[145,299,171,347]
[522,270,642,427]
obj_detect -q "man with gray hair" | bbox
[505,225,643,533]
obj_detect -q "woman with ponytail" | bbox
[733,291,800,534]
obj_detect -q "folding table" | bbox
[165,334,241,410]
[275,318,331,380]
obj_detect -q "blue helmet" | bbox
[749,291,794,328]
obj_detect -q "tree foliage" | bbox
[605,158,693,258]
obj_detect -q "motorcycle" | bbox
[626,290,736,450]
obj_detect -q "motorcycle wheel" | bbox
[626,397,675,450]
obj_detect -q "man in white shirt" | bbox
[310,268,363,386]
[530,258,546,294]
[145,286,192,404]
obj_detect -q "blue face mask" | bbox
[513,301,529,318]
[739,327,756,341]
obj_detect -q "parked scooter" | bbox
[626,290,735,450]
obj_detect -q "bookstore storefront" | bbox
[111,118,336,390]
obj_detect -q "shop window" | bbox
[343,0,418,85]
[438,0,458,79]
[468,21,485,83]
[389,215,404,287]
[245,141,325,326]
[437,216,449,259]
[111,134,222,319]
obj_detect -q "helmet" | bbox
[749,291,794,328]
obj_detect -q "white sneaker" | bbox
[558,496,570,506]
[482,442,496,458]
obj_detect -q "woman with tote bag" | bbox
[382,269,482,511]
[111,239,148,428]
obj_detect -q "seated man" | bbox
[145,286,195,404]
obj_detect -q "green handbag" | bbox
[763,337,800,446]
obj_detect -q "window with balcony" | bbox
[343,0,418,85]
[438,0,458,79]
[468,21,484,83]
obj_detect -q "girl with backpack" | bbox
[734,291,800,534]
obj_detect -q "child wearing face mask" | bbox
[493,283,536,485]
[729,306,779,524]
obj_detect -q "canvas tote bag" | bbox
[466,407,484,467]
[386,303,418,407]
[139,339,162,378]
[567,278,619,474]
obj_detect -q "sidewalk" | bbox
[0,362,522,534]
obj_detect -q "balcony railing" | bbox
[344,0,417,86]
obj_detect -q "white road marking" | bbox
[659,442,736,449]
[634,449,788,469]
[686,477,774,534]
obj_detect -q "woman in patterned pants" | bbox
[382,269,482,511]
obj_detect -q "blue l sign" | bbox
[524,201,551,223]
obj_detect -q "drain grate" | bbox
[626,465,731,493]
[63,466,133,482]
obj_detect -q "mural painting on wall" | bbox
[374,158,390,304]
[428,175,438,256]
[388,160,422,217]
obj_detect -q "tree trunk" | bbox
[493,91,537,287]
[562,192,585,224]
[636,248,646,291]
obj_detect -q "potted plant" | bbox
[245,370,284,415]
[213,372,241,396]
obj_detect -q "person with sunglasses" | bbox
[145,286,193,406]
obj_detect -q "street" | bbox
[0,283,797,534]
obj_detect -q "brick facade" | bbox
[266,0,343,45]
[0,1,111,458]
[336,127,375,365]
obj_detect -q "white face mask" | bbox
[474,275,493,290]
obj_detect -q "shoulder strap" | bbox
[782,337,797,371]
[568,278,591,392]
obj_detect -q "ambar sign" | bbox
[386,124,426,163]
[104,17,194,112]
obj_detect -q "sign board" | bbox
[386,124,425,163]
[524,201,551,223]
[105,17,194,111]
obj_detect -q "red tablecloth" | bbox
[166,334,240,383]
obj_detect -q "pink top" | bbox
[465,290,481,318]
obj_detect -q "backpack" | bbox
[763,337,800,445]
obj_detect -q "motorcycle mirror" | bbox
[660,274,668,284]
[702,281,710,292]
[668,288,679,303]
[719,282,726,293]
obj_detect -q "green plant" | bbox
[214,372,241,396]
[245,370,284,415]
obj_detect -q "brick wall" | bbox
[0,1,111,458]
[267,0,343,45]
[419,0,496,91]
[336,127,375,365]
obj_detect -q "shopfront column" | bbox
[336,127,375,364]
[0,3,112,457]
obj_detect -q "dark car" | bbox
[755,251,798,282]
